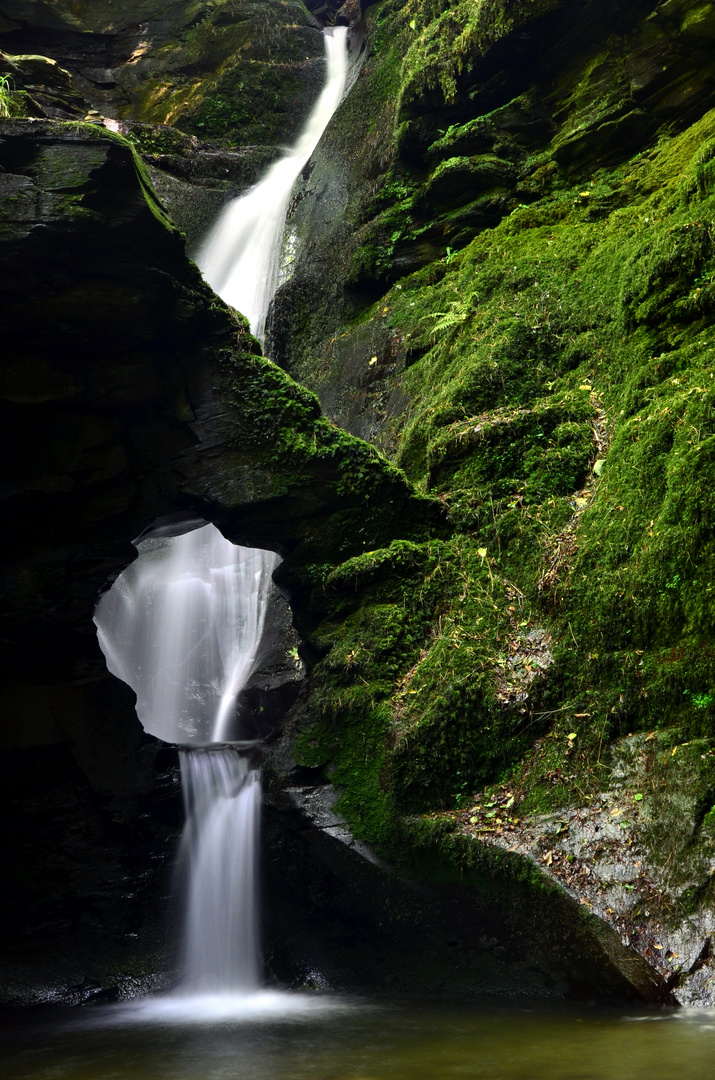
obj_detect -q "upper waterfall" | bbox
[195,26,349,341]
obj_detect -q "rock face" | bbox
[0,1,327,146]
[0,116,434,1003]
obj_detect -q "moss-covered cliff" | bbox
[269,0,714,1004]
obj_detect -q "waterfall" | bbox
[94,525,278,746]
[94,29,350,1015]
[94,525,278,996]
[196,26,349,341]
[178,750,262,993]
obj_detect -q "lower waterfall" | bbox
[179,750,262,993]
[95,526,277,1006]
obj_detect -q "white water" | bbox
[94,526,278,997]
[93,30,351,1016]
[95,524,278,745]
[178,749,262,992]
[196,26,349,340]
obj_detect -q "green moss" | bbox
[125,0,322,146]
[397,0,561,111]
[295,531,554,845]
[293,99,715,891]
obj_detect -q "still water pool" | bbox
[2,994,714,1080]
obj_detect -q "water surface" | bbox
[3,996,713,1080]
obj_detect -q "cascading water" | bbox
[94,28,351,1016]
[196,26,349,341]
[178,750,262,993]
[95,525,278,997]
[95,526,277,746]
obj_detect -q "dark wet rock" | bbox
[0,0,326,148]
[449,733,714,1005]
[236,590,306,744]
[0,116,435,1003]
[0,48,88,118]
[261,773,672,1001]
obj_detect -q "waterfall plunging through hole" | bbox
[94,525,278,747]
[196,26,349,341]
[95,525,279,999]
[93,28,351,1015]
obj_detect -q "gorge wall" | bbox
[0,0,713,1006]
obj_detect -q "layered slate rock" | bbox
[0,0,326,147]
[0,118,434,1002]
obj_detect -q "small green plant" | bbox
[684,690,714,709]
[0,74,15,117]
